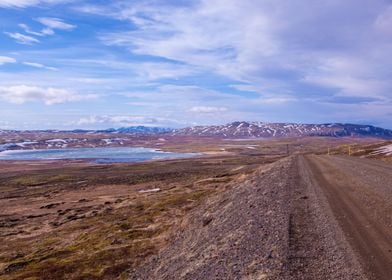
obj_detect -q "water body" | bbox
[0,147,199,163]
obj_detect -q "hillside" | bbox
[172,121,392,138]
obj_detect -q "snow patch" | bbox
[46,139,67,143]
[139,188,161,193]
[370,144,392,156]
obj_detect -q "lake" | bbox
[0,147,199,163]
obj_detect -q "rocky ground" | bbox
[131,155,391,280]
[1,138,391,279]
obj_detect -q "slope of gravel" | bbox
[130,156,367,280]
[130,158,293,279]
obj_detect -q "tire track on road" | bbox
[304,155,392,280]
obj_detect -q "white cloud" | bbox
[303,74,387,98]
[73,4,107,15]
[18,23,44,37]
[36,17,76,31]
[0,0,40,7]
[69,77,108,84]
[0,0,70,8]
[23,62,58,71]
[77,115,180,127]
[122,84,296,113]
[94,0,392,103]
[18,23,55,37]
[14,18,76,43]
[0,56,16,65]
[4,32,39,44]
[259,97,296,105]
[41,27,55,35]
[122,84,236,107]
[1,0,391,129]
[188,106,227,113]
[68,58,198,82]
[374,5,392,35]
[136,62,198,81]
[0,85,97,105]
[97,1,282,84]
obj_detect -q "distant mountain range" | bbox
[97,126,172,134]
[171,121,392,138]
[1,122,392,139]
[0,126,172,134]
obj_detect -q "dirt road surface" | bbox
[131,155,391,280]
[304,155,392,280]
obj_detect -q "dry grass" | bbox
[0,151,278,280]
[1,136,388,279]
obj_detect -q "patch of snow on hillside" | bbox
[139,188,161,193]
[46,139,67,143]
[102,139,113,145]
[370,144,392,156]
[15,141,38,147]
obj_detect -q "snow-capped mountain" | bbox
[97,126,172,134]
[172,121,392,138]
[1,122,391,141]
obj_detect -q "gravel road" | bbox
[130,155,391,280]
[305,155,392,280]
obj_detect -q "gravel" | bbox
[129,155,383,279]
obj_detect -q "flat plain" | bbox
[0,135,391,279]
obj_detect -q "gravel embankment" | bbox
[130,156,371,279]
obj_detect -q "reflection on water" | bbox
[0,147,199,163]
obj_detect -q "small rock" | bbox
[4,261,30,273]
[66,214,77,220]
[267,250,273,259]
[40,203,60,209]
[202,216,213,226]
[111,238,123,245]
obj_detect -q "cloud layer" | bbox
[4,32,39,44]
[77,115,180,128]
[0,0,391,129]
[0,56,16,65]
[36,17,75,31]
[5,17,76,45]
[0,85,97,105]
[188,106,228,113]
[98,0,392,102]
[0,0,69,8]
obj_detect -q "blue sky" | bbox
[0,0,391,129]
